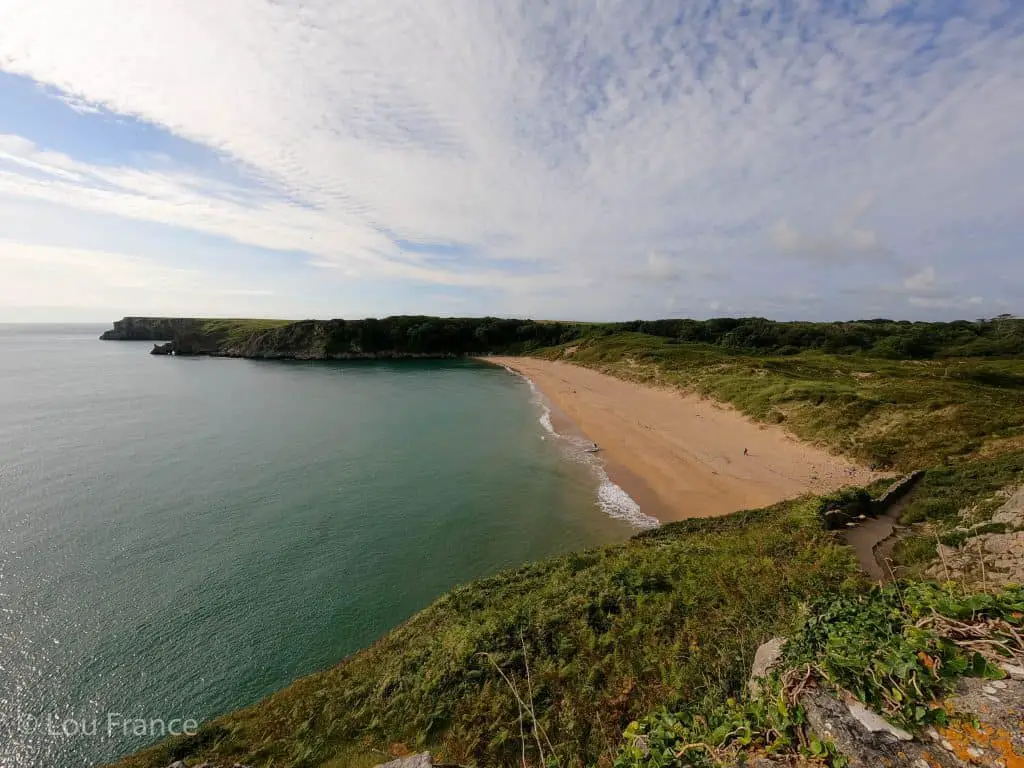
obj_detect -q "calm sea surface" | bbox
[0,325,634,767]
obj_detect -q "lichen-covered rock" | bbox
[799,686,961,767]
[932,677,1024,767]
[789,678,1024,767]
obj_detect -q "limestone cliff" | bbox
[99,317,205,341]
[98,317,519,359]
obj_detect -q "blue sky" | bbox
[0,0,1021,321]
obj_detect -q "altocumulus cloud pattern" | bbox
[0,0,1021,320]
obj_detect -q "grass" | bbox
[112,498,860,768]
[540,333,1024,471]
[198,318,293,345]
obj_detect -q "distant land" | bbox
[100,313,1024,360]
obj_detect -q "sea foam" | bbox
[506,366,659,530]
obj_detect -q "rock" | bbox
[799,686,961,767]
[984,536,1013,555]
[935,677,1024,766]
[845,701,912,741]
[375,752,432,768]
[748,637,786,698]
[164,762,186,768]
[151,342,174,355]
[1000,662,1024,680]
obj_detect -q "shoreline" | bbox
[484,356,886,523]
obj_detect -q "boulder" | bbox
[748,637,786,698]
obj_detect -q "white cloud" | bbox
[903,266,938,293]
[0,239,280,315]
[0,1,1021,318]
[770,194,887,263]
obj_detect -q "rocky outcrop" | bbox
[746,638,1024,767]
[100,318,465,360]
[925,485,1024,586]
[100,317,203,341]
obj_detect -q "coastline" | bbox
[485,356,886,523]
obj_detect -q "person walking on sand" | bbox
[743,447,748,456]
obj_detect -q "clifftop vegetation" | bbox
[101,314,1024,359]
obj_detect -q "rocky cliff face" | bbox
[99,317,204,341]
[100,317,462,359]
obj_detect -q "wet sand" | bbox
[488,357,886,522]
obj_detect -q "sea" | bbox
[0,324,647,768]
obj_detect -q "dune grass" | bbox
[541,333,1024,471]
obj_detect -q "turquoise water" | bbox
[0,325,633,767]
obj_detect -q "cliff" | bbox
[99,317,206,341]
[99,316,585,359]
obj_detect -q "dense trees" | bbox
[310,314,1023,359]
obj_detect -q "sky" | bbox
[0,0,1021,322]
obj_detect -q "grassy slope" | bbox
[541,333,1024,471]
[198,319,293,345]
[114,500,858,768]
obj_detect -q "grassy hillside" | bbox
[114,498,859,768]
[540,333,1024,471]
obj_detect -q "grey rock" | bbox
[1000,662,1024,680]
[748,637,786,699]
[799,686,961,767]
[845,701,912,741]
[941,677,1024,762]
[375,752,432,768]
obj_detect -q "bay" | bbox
[0,325,632,767]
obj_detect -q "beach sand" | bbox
[488,357,885,522]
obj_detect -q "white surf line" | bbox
[503,365,659,530]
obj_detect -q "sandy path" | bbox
[488,357,884,522]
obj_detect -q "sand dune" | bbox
[489,357,885,522]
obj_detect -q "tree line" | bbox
[304,314,1023,358]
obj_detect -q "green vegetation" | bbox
[199,318,293,344]
[130,313,1024,359]
[543,332,1024,470]
[611,315,1024,358]
[616,582,1024,768]
[107,314,1024,768]
[884,449,1024,571]
[116,498,859,768]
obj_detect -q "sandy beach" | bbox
[488,357,885,522]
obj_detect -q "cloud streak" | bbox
[0,0,1022,319]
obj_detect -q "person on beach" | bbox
[743,448,748,456]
